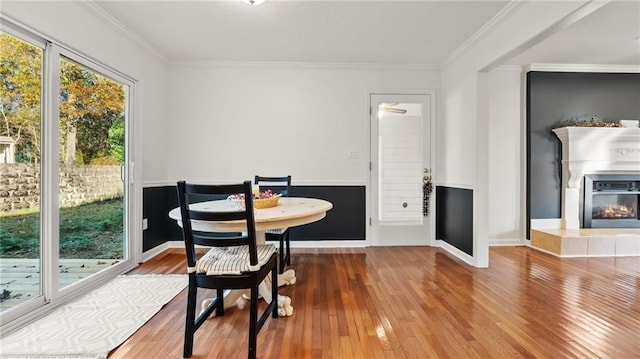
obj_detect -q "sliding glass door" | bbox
[0,30,44,313]
[57,56,127,291]
[0,23,135,326]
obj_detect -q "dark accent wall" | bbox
[289,186,366,241]
[142,186,181,252]
[526,72,640,236]
[435,186,473,256]
[142,185,366,252]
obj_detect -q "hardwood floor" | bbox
[108,247,640,358]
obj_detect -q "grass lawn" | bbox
[0,199,123,259]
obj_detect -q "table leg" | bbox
[256,231,297,287]
[260,276,293,316]
[256,230,294,316]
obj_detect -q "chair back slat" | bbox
[192,233,250,248]
[254,175,291,197]
[176,180,258,268]
[189,210,247,222]
[185,183,245,196]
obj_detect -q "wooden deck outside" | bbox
[0,258,119,310]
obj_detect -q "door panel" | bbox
[57,57,127,290]
[0,31,44,313]
[370,94,433,246]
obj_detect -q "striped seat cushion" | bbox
[195,244,277,275]
[265,227,288,235]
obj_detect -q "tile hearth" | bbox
[530,228,640,257]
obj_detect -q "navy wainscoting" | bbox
[435,186,473,256]
[142,184,366,252]
[142,186,181,252]
[289,186,366,241]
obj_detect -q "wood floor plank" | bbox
[107,246,640,358]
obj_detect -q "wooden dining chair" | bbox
[254,175,292,273]
[176,180,278,359]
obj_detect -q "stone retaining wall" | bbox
[0,163,123,212]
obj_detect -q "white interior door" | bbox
[370,93,433,246]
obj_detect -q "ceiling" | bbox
[91,0,640,66]
[506,1,640,66]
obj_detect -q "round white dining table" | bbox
[168,197,333,316]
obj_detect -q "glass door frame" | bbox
[0,18,140,330]
[1,19,49,324]
[51,45,137,299]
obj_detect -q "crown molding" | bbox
[440,1,525,69]
[494,65,525,72]
[526,63,640,73]
[171,60,440,71]
[81,1,170,65]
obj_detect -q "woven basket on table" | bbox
[228,194,281,209]
[253,195,281,209]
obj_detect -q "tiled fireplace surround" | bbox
[530,127,640,257]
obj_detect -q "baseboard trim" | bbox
[435,239,475,266]
[143,239,529,263]
[141,242,172,262]
[489,239,526,246]
[146,242,490,271]
[290,240,368,248]
[143,240,371,255]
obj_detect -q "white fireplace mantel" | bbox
[553,126,640,229]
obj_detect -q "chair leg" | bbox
[279,236,286,273]
[285,231,291,266]
[216,288,224,316]
[248,284,259,359]
[183,276,197,358]
[272,261,279,318]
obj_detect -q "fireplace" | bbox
[531,127,640,257]
[583,174,640,228]
[552,126,640,229]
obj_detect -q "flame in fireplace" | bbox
[598,204,635,219]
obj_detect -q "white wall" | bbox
[487,67,525,245]
[166,63,439,185]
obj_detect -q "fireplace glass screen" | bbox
[583,174,640,228]
[591,194,638,220]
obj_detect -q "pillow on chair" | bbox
[196,244,277,275]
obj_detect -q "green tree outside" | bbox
[108,115,125,163]
[0,33,42,163]
[1,33,126,166]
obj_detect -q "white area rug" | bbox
[0,275,187,359]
